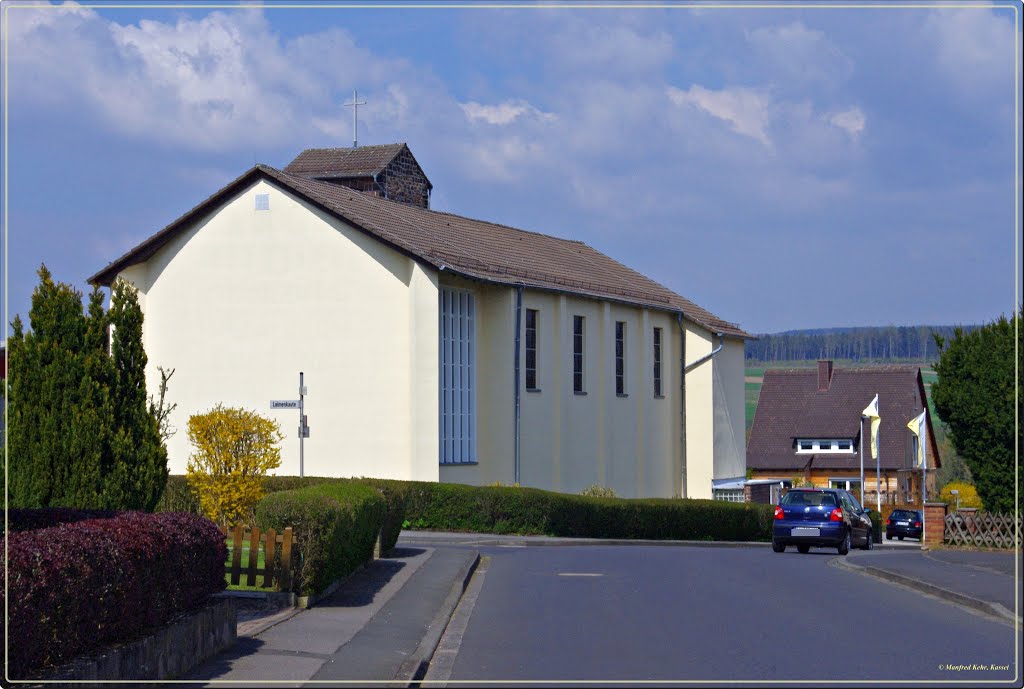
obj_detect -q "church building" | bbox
[90,143,750,499]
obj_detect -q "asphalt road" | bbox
[438,545,1021,685]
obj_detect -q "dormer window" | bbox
[796,439,854,454]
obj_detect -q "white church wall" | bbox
[119,178,440,482]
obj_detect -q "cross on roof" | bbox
[343,89,367,148]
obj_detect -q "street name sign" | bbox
[271,400,300,409]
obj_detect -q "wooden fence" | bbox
[220,525,294,590]
[944,512,1022,549]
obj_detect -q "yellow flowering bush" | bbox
[939,481,984,510]
[186,405,284,527]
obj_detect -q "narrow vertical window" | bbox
[653,327,663,397]
[615,321,626,395]
[525,309,538,390]
[573,315,585,393]
[439,288,475,464]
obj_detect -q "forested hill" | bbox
[744,325,979,363]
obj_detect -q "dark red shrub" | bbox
[4,508,118,533]
[1,511,226,679]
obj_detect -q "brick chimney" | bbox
[817,360,833,391]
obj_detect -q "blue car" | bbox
[771,488,873,555]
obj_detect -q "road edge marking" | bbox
[420,555,491,687]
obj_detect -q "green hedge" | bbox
[155,475,338,516]
[254,481,385,595]
[868,510,883,543]
[385,480,774,542]
[355,478,410,553]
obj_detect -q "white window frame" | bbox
[829,478,862,492]
[713,489,745,503]
[796,439,855,454]
[439,288,476,464]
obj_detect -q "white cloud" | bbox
[922,8,1015,94]
[829,107,866,138]
[460,99,557,126]
[4,5,419,152]
[667,84,773,147]
[461,137,548,181]
[546,18,674,76]
[744,22,853,88]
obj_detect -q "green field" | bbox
[745,382,761,433]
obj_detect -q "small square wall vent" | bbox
[255,193,270,211]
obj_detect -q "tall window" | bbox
[439,288,475,464]
[573,315,585,393]
[653,327,663,397]
[525,309,538,390]
[615,321,626,395]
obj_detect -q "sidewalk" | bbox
[837,547,1023,625]
[178,545,478,687]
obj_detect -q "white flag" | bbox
[862,394,880,460]
[907,409,927,469]
[862,394,879,419]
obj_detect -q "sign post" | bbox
[270,372,309,477]
[299,372,306,477]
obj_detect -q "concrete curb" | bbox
[399,532,916,550]
[400,533,770,548]
[833,555,1021,626]
[392,551,481,687]
[236,604,302,638]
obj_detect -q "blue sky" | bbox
[2,1,1021,336]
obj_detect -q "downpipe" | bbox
[684,332,725,373]
[677,313,687,498]
[513,286,523,485]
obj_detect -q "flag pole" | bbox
[859,416,865,503]
[922,412,928,504]
[923,417,928,544]
[876,394,881,513]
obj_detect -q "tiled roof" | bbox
[89,163,749,338]
[284,143,408,178]
[747,365,941,471]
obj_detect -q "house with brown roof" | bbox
[90,143,750,499]
[746,360,941,505]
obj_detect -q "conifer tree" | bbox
[7,267,168,510]
[106,278,168,510]
[7,267,105,507]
